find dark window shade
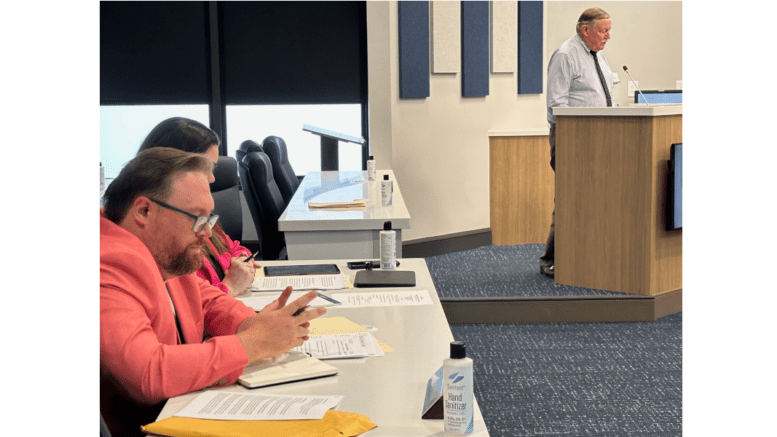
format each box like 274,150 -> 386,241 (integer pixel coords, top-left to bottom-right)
220,1 -> 365,104
100,2 -> 210,105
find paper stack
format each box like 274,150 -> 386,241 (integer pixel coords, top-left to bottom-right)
293,332 -> 384,359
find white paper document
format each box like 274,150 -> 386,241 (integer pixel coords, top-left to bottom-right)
238,292 -> 340,312
294,332 -> 384,359
173,390 -> 343,421
330,289 -> 433,308
252,274 -> 346,291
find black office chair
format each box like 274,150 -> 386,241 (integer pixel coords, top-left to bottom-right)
236,139 -> 263,164
239,151 -> 287,260
262,136 -> 300,206
100,412 -> 112,437
209,156 -> 242,242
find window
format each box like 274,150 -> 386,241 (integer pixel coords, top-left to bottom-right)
226,104 -> 363,175
99,105 -> 210,182
100,2 -> 368,174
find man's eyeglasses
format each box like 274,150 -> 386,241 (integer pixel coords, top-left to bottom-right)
149,198 -> 219,233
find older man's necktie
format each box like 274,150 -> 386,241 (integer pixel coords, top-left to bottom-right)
591,51 -> 612,107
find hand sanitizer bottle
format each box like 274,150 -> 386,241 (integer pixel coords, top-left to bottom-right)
367,155 -> 376,181
443,341 -> 473,435
381,174 -> 393,206
380,221 -> 396,270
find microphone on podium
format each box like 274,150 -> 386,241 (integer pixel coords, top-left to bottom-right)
622,65 -> 650,106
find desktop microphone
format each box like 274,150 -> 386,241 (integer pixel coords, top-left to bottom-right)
622,65 -> 650,106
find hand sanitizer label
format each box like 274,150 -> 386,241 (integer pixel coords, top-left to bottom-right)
443,364 -> 473,434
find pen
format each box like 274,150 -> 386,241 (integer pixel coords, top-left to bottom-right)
292,292 -> 339,316
292,306 -> 309,317
244,251 -> 259,262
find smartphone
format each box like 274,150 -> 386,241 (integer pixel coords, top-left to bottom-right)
263,264 -> 341,277
354,270 -> 416,287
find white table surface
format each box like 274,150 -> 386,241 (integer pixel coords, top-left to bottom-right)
156,258 -> 489,436
278,170 -> 411,232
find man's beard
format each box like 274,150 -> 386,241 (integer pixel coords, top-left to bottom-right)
157,239 -> 205,277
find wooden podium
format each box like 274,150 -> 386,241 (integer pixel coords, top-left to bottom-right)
553,106 -> 682,296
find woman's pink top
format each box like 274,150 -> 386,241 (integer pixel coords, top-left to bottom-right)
196,227 -> 251,294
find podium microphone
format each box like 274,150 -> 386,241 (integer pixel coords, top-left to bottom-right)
622,65 -> 650,106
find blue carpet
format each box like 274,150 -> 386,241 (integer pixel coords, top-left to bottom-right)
425,245 -> 682,436
450,313 -> 682,436
425,244 -> 625,298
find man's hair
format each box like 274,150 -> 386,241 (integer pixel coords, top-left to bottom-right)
576,7 -> 610,36
137,117 -> 221,155
102,147 -> 213,223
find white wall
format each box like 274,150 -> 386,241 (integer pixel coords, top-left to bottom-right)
367,1 -> 682,242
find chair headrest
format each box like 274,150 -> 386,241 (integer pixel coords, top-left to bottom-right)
239,140 -> 264,154
262,136 -> 288,163
241,151 -> 275,184
209,156 -> 239,192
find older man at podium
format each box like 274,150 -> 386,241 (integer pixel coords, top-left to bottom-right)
541,7 -> 614,278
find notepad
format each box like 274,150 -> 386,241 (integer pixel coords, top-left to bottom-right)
238,351 -> 339,389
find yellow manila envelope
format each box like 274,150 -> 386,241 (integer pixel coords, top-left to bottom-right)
142,410 -> 376,437
309,317 -> 366,335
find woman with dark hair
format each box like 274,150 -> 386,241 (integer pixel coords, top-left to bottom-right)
138,117 -> 257,296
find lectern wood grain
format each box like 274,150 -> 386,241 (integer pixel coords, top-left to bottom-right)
490,135 -> 555,245
555,114 -> 682,296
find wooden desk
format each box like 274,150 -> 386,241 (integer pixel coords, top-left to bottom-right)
489,128 -> 554,245
156,258 -> 489,436
279,170 -> 411,260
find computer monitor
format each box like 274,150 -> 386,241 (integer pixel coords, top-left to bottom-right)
667,143 -> 682,230
635,89 -> 682,105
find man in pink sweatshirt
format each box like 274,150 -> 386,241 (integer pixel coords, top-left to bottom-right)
100,148 -> 326,436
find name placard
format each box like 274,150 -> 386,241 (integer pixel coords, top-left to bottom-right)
421,366 -> 444,419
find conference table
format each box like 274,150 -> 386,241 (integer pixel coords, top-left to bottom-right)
156,258 -> 490,436
278,170 -> 411,260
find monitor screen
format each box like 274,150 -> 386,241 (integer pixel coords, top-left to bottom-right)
635,90 -> 682,104
667,143 -> 682,230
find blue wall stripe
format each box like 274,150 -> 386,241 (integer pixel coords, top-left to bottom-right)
461,1 -> 489,97
518,1 -> 543,94
398,1 -> 430,99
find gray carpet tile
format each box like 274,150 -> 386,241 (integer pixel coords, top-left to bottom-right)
425,244 -> 626,298
450,312 -> 682,437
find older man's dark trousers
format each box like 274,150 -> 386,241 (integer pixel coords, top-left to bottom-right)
539,123 -> 555,268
